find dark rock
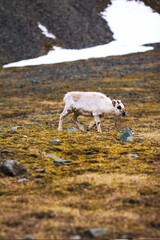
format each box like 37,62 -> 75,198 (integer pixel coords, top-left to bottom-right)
84,228 -> 108,238
50,139 -> 61,145
0,129 -> 4,133
119,128 -> 133,142
0,160 -> 27,177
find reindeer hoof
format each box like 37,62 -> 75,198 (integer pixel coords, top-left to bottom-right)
86,125 -> 91,131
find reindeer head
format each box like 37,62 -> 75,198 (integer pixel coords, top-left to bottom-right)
112,99 -> 126,116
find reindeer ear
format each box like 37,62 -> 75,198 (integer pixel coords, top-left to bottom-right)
112,99 -> 116,107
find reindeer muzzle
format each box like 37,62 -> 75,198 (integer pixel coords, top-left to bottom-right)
122,111 -> 126,117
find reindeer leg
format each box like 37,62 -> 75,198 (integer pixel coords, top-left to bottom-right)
94,115 -> 101,132
72,113 -> 84,131
58,106 -> 71,131
86,122 -> 96,131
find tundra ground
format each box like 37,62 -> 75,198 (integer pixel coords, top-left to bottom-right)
0,47 -> 160,239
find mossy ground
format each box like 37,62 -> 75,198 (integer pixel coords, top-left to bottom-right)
0,49 -> 160,239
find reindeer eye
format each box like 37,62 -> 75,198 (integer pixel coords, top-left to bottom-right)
117,106 -> 121,110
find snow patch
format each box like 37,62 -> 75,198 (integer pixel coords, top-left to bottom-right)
102,0 -> 160,46
3,41 -> 153,68
38,22 -> 56,39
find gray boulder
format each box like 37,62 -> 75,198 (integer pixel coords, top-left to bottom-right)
0,160 -> 27,177
119,128 -> 133,142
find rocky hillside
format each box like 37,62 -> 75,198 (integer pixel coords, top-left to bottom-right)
0,0 -> 159,67
0,0 -> 112,66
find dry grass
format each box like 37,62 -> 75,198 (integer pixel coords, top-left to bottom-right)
141,131 -> 160,142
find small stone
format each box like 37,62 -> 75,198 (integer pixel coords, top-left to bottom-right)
35,125 -> 41,129
70,235 -> 81,240
23,235 -> 35,240
127,153 -> 139,158
35,168 -> 45,173
119,128 -> 133,142
96,135 -> 107,139
84,228 -> 108,238
54,158 -> 72,165
46,121 -> 55,127
10,127 -> 17,133
0,160 -> 27,177
54,158 -> 65,164
18,178 -> 27,183
135,138 -> 144,142
142,123 -> 148,128
0,129 -> 4,133
50,139 -> 61,145
46,153 -> 72,165
9,126 -> 22,133
121,234 -> 132,239
67,127 -> 77,132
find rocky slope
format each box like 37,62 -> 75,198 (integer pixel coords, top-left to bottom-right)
0,0 -> 112,66
1,0 -> 159,67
